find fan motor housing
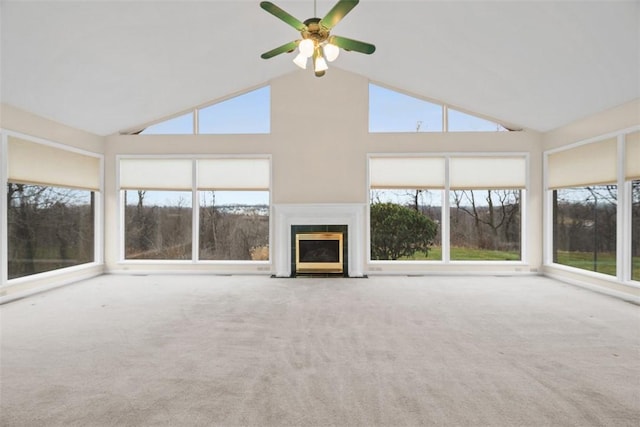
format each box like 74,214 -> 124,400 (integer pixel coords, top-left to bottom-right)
302,18 -> 329,43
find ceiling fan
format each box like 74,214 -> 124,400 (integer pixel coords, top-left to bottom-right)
260,0 -> 375,77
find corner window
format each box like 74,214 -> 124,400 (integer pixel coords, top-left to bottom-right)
552,186 -> 617,276
7,184 -> 95,279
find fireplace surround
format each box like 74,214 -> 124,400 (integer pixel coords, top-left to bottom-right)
292,226 -> 346,276
273,204 -> 365,277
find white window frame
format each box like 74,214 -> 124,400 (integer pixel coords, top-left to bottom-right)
367,152 -> 529,265
116,155 -> 272,265
543,125 -> 640,286
1,129 -> 104,285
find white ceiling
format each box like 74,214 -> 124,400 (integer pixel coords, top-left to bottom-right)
1,0 -> 638,136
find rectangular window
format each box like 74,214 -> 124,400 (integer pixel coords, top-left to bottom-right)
199,191 -> 270,261
119,157 -> 270,262
123,190 -> 192,260
552,186 -> 617,276
449,189 -> 521,260
370,189 -> 442,260
7,183 -> 95,279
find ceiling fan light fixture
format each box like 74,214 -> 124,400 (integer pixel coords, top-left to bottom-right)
260,0 -> 376,77
298,39 -> 315,57
293,52 -> 308,69
323,42 -> 340,62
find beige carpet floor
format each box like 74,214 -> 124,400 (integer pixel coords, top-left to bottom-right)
1,274 -> 639,426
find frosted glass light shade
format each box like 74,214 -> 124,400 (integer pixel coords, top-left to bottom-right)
324,43 -> 340,62
314,56 -> 328,72
293,52 -> 307,69
299,39 -> 314,57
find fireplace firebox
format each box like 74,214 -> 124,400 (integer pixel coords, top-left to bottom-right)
296,232 -> 343,274
291,225 -> 348,276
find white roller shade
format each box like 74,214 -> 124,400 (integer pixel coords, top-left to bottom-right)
450,156 -> 526,189
197,158 -> 270,190
8,136 -> 100,190
119,158 -> 193,190
370,157 -> 445,189
547,138 -> 617,189
626,131 -> 640,180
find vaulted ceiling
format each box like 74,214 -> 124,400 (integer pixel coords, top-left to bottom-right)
1,0 -> 638,136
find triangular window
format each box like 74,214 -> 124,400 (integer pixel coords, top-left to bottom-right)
134,86 -> 270,135
448,108 -> 507,132
369,84 -> 443,133
199,86 -> 270,134
139,112 -> 194,135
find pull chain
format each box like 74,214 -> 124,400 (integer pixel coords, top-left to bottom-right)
314,0 -> 317,17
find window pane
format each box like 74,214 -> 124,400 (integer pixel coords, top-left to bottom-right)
553,186 -> 617,276
199,191 -> 270,260
139,112 -> 194,135
369,84 -> 442,132
198,87 -> 270,134
447,108 -> 507,132
124,190 -> 192,259
450,190 -> 521,260
370,189 -> 441,260
632,180 -> 640,281
7,183 -> 94,279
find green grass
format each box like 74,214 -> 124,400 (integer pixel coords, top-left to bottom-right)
555,251 -> 623,277
394,247 -> 640,279
542,251 -> 639,278
400,247 -> 520,261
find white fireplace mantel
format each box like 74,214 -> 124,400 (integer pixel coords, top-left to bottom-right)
273,204 -> 366,277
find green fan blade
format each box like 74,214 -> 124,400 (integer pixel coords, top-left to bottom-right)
260,2 -> 306,31
320,0 -> 359,30
330,35 -> 375,54
261,41 -> 298,59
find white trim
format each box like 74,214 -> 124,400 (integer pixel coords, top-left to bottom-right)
0,267 -> 103,305
442,158 -> 451,263
1,133 -> 8,286
617,135 -> 627,281
192,160 -> 199,262
544,125 -> 640,156
544,270 -> 640,305
1,128 -> 103,159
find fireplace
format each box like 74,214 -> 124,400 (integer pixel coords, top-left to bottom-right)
273,204 -> 365,278
291,224 -> 348,277
296,232 -> 344,274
